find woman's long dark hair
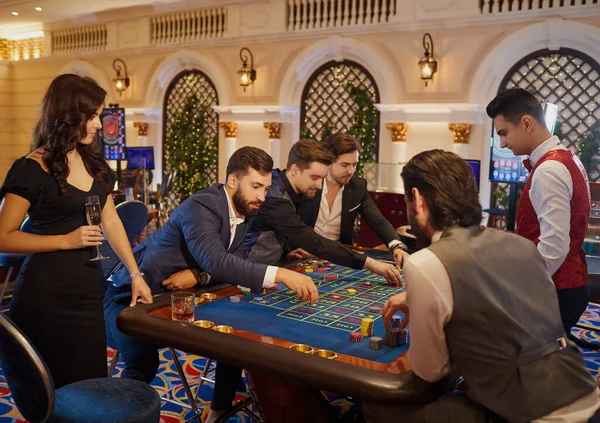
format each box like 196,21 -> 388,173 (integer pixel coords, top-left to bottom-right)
33,74 -> 110,195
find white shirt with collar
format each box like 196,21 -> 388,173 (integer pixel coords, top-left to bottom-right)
527,135 -> 573,277
315,179 -> 403,251
405,230 -> 599,422
223,186 -> 276,287
315,180 -> 344,242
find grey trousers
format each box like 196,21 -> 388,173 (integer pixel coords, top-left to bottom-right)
362,393 -> 490,423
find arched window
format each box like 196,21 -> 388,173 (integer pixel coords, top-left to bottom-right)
492,48 -> 600,213
162,70 -> 219,205
300,60 -> 380,165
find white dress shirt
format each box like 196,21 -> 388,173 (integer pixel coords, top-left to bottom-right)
223,186 -> 276,287
405,231 -> 600,422
315,180 -> 402,251
314,181 -> 344,241
527,136 -> 574,276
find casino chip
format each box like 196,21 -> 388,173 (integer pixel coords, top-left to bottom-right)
368,306 -> 381,313
347,288 -> 356,294
229,296 -> 241,303
254,297 -> 263,302
369,336 -> 383,350
330,295 -> 343,300
325,275 -> 338,281
350,332 -> 363,342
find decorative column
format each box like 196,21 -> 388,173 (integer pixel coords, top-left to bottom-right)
449,123 -> 471,158
133,122 -> 149,146
263,122 -> 281,168
386,123 -> 408,163
219,122 -> 238,174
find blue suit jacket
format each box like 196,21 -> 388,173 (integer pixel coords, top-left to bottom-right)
111,184 -> 268,294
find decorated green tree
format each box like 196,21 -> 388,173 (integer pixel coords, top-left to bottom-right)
165,95 -> 218,200
578,121 -> 600,176
347,84 -> 377,176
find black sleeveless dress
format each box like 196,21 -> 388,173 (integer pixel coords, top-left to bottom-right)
0,157 -> 114,388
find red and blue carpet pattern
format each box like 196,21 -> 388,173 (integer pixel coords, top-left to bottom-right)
2,302 -> 600,422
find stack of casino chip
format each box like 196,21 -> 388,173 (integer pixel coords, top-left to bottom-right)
316,262 -> 325,268
237,285 -> 252,296
350,332 -> 363,342
398,328 -> 408,345
229,295 -> 241,303
368,306 -> 381,314
383,328 -> 400,347
369,336 -> 383,350
360,318 -> 374,337
317,268 -> 326,274
390,316 -> 402,329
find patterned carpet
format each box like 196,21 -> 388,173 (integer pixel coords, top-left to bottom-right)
1,301 -> 600,422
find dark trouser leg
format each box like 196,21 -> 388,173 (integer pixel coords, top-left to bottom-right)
103,284 -> 160,383
211,362 -> 244,411
556,284 -> 590,333
362,392 -> 489,423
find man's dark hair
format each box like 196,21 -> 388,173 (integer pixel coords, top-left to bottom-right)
227,146 -> 273,178
486,88 -> 546,126
322,133 -> 361,158
401,149 -> 482,229
286,139 -> 335,170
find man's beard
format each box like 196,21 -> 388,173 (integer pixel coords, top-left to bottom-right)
409,214 -> 431,249
232,187 -> 262,217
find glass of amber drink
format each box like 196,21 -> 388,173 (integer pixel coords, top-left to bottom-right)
171,292 -> 195,323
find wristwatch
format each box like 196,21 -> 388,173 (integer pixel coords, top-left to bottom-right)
198,271 -> 211,285
389,241 -> 408,253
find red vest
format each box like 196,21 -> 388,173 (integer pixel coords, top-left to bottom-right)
516,149 -> 590,290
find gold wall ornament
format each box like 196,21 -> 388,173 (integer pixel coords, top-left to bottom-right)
219,122 -> 237,138
386,123 -> 408,142
448,123 -> 471,144
263,122 -> 281,139
133,122 -> 148,136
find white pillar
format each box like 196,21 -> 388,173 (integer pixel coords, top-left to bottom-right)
386,123 -> 408,192
264,122 -> 282,169
219,122 -> 238,182
449,124 -> 471,159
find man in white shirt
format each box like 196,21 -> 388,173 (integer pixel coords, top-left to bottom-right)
361,149 -> 600,423
487,88 -> 591,333
296,133 -> 409,268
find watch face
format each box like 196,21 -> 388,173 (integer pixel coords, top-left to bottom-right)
199,272 -> 211,285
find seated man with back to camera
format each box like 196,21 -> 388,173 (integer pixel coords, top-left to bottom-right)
104,146 -> 318,423
361,149 -> 600,423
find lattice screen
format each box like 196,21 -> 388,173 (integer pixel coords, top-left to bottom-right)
492,48 -> 600,212
300,59 -> 380,162
162,70 -> 219,214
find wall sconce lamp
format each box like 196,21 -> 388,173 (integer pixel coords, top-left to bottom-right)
112,58 -> 130,96
418,33 -> 438,87
238,47 -> 256,91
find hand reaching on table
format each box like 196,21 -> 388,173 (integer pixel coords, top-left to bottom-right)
131,274 -> 153,306
276,268 -> 319,303
162,269 -> 199,291
287,248 -> 312,261
382,292 -> 409,330
392,248 -> 410,271
364,257 -> 402,286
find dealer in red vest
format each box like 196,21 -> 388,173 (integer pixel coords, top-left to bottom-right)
487,87 -> 590,334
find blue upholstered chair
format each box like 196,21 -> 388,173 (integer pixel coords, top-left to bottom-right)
0,313 -> 161,423
0,217 -> 33,301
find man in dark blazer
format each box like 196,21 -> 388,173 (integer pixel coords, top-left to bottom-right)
246,138 -> 402,286
296,133 -> 409,268
103,147 -> 318,422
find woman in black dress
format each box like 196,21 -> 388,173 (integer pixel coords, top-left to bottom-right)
0,74 -> 153,388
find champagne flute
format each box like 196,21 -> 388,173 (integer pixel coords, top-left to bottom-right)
85,195 -> 108,261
